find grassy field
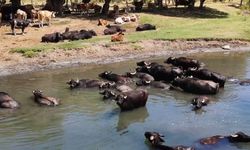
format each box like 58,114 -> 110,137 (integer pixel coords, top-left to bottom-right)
11,2 -> 250,57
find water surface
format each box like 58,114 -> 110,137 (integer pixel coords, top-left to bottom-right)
0,51 -> 250,150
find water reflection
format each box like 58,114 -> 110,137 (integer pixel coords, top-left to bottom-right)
0,52 -> 249,149
116,107 -> 149,131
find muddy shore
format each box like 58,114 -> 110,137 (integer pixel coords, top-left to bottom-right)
1,39 -> 250,77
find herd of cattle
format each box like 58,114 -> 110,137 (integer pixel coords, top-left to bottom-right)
1,5 -> 156,43
1,56 -> 250,149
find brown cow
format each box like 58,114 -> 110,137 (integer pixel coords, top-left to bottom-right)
111,32 -> 124,42
98,19 -> 108,26
37,10 -> 55,28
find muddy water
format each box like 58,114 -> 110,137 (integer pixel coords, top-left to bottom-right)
0,52 -> 250,150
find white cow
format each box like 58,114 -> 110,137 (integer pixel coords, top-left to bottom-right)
16,9 -> 27,20
37,10 -> 55,28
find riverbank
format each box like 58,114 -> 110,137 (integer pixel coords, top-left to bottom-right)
1,39 -> 250,77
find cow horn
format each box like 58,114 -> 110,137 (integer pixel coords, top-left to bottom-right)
109,82 -> 116,86
130,71 -> 136,75
123,95 -> 127,99
145,80 -> 151,84
146,66 -> 151,69
150,136 -> 154,140
231,134 -> 238,138
76,79 -> 79,83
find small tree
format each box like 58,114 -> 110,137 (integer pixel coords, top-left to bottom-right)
43,0 -> 65,16
102,0 -> 111,15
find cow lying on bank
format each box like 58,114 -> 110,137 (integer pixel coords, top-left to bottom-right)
10,19 -> 31,35
136,24 -> 156,31
41,32 -> 63,43
104,24 -> 126,35
42,28 -> 97,42
37,10 -> 55,28
98,19 -> 108,26
111,32 -> 124,42
0,92 -> 20,109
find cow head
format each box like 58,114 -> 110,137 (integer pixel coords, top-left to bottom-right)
67,79 -> 80,89
136,61 -> 151,67
99,90 -> 117,100
88,30 -> 97,36
228,132 -> 250,143
98,71 -> 112,79
144,132 -> 165,145
115,94 -> 127,105
164,57 -> 176,64
32,89 -> 43,97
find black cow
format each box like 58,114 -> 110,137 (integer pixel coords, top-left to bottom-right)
68,29 -> 97,41
136,24 -> 156,31
171,77 -> 219,94
136,64 -> 183,82
67,79 -> 110,89
61,28 -> 79,40
99,71 -> 131,84
125,71 -> 155,81
165,57 -> 204,70
115,89 -> 148,111
10,19 -> 31,35
186,68 -> 226,87
41,32 -> 63,43
0,92 -> 20,109
200,132 -> 250,145
104,24 -> 126,35
147,65 -> 183,82
191,96 -> 210,110
32,90 -> 60,106
136,80 -> 169,89
145,132 -> 165,145
145,132 -> 195,150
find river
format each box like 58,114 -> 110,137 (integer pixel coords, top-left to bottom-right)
0,51 -> 250,150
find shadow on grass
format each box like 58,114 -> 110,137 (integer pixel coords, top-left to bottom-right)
141,6 -> 229,18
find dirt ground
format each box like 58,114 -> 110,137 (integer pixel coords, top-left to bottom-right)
0,17 -> 250,77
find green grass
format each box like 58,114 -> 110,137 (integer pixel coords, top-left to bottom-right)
12,2 -> 250,57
